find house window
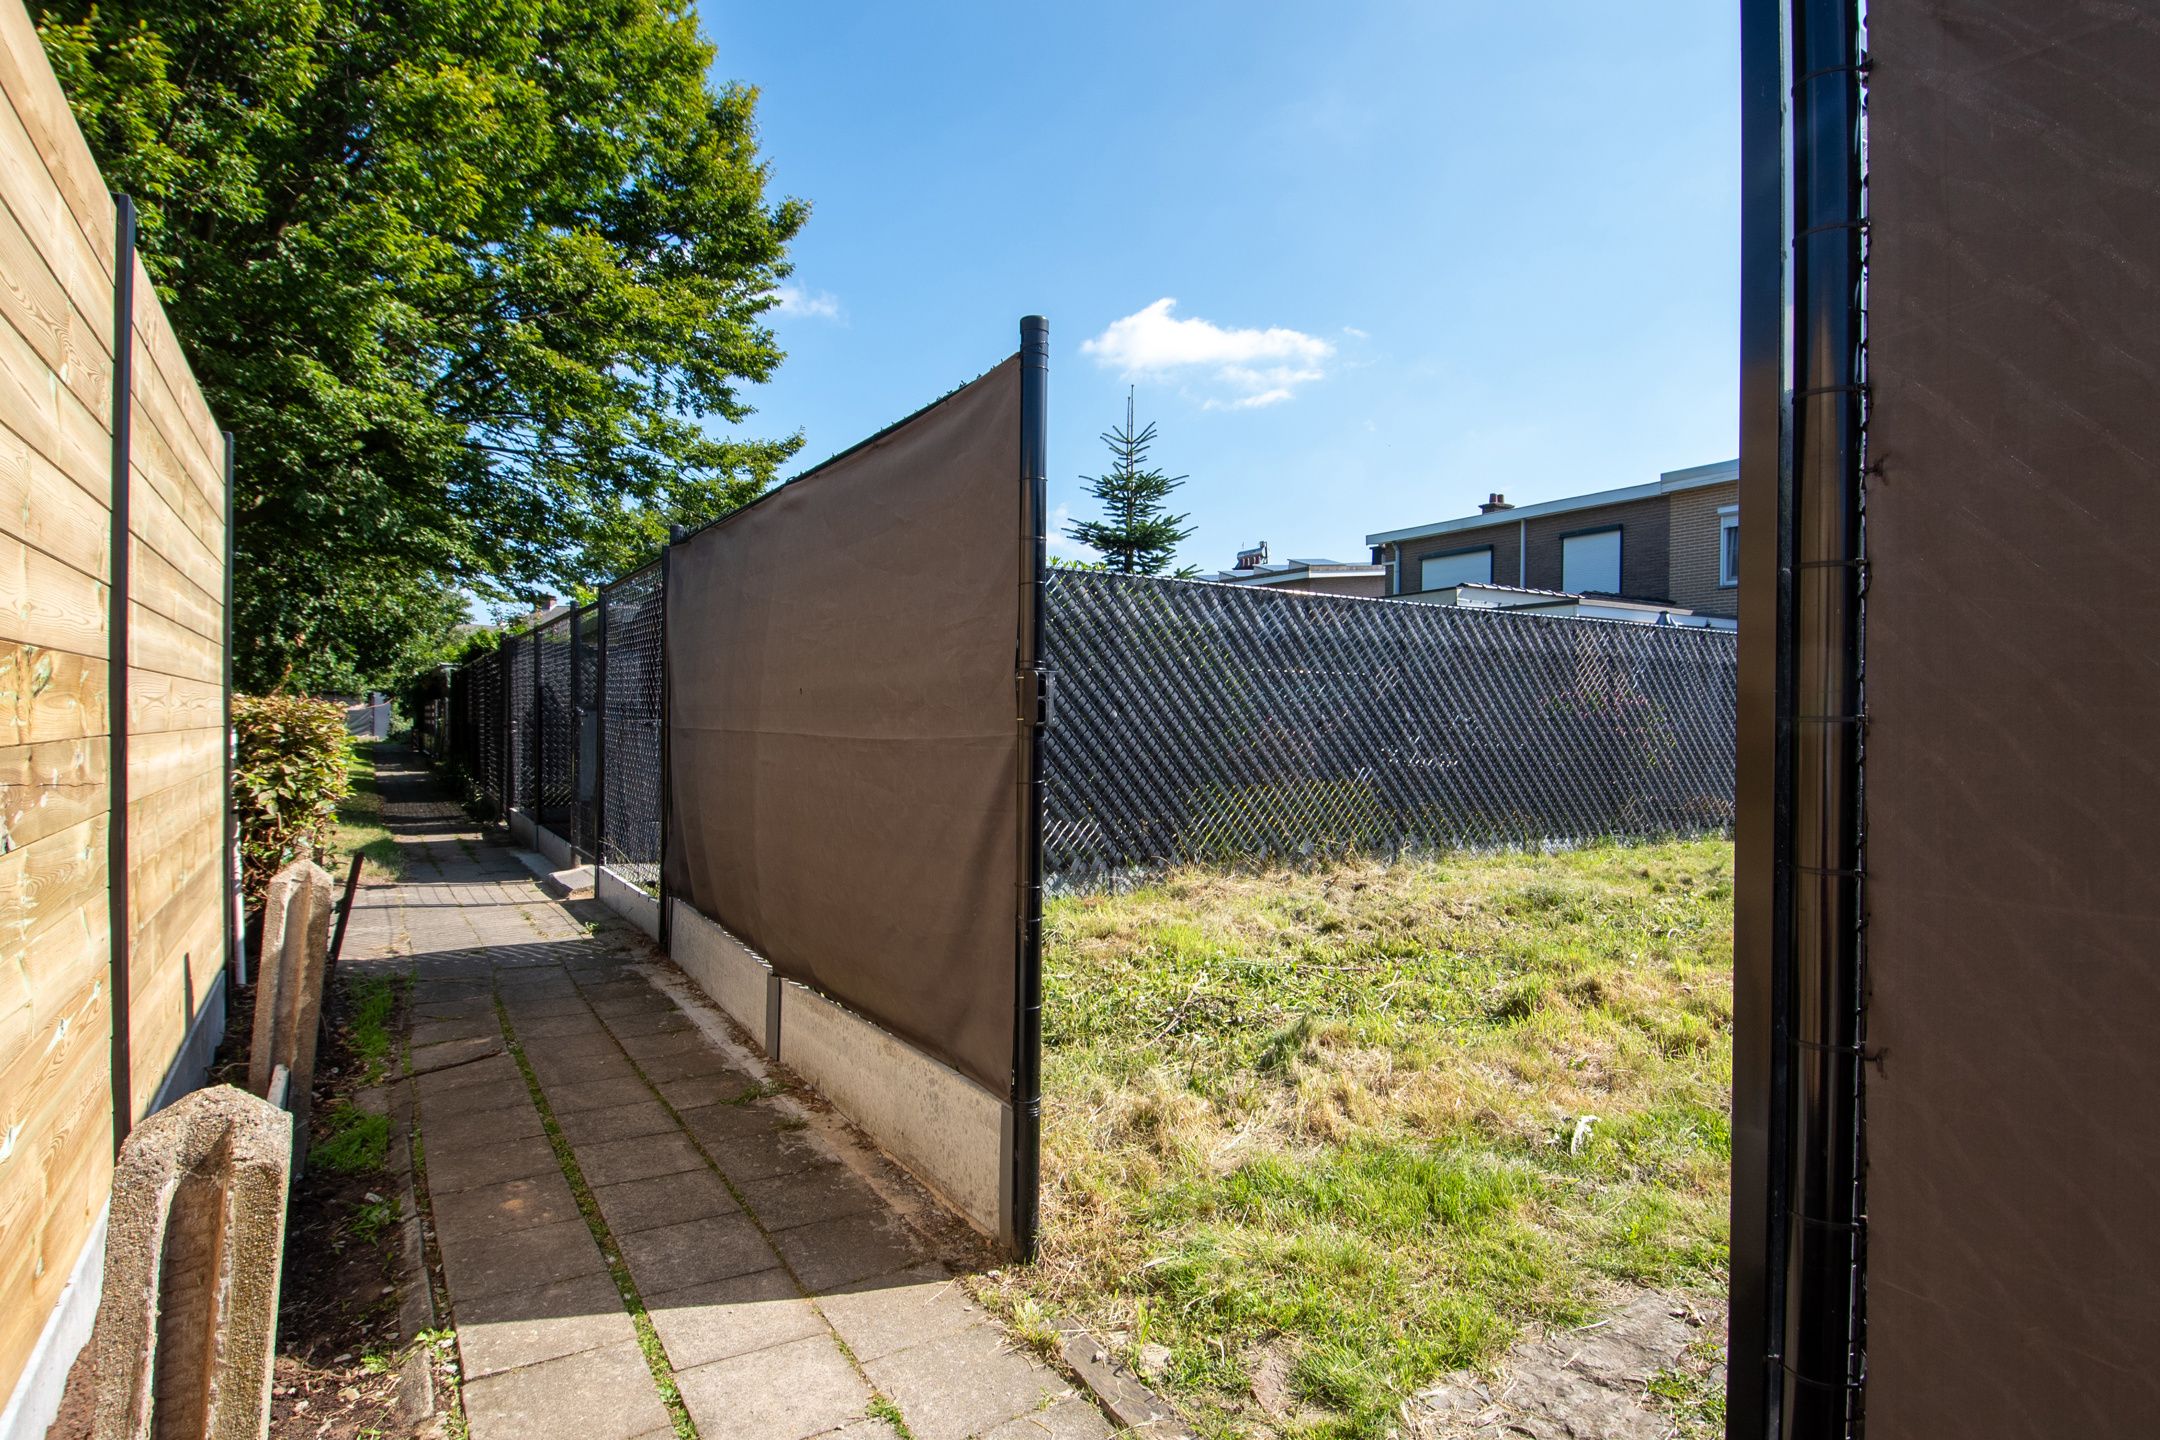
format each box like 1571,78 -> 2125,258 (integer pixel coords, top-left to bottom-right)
1419,547 -> 1493,591
1719,505 -> 1739,587
1562,527 -> 1622,594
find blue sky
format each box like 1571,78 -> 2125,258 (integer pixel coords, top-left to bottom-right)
703,2 -> 1741,572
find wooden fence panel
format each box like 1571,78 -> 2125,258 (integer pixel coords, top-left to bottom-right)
0,0 -> 232,1414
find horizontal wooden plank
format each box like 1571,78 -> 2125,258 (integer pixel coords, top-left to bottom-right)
0,13 -> 115,282
128,943 -> 199,1117
0,102 -> 110,336
127,724 -> 219,797
0,971 -> 111,1393
130,280 -> 221,503
0,936 -> 108,1152
129,884 -> 219,1013
0,532 -> 105,658
0,902 -> 103,1089
127,669 -> 217,735
130,343 -> 222,537
0,419 -> 108,581
129,599 -> 221,685
128,529 -> 220,646
0,643 -> 104,745
128,460 -> 221,607
0,184 -> 110,424
127,801 -> 218,933
127,766 -> 217,848
0,812 -> 105,954
0,288 -> 110,503
0,733 -> 105,857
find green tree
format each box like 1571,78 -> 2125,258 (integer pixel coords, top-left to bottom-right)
36,0 -> 807,693
1065,390 -> 1194,575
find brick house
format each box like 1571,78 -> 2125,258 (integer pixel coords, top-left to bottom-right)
1364,459 -> 1739,620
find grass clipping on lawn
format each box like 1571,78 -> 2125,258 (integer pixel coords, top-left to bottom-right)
977,840 -> 1732,1439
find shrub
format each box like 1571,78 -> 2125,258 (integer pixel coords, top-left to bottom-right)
233,694 -> 353,901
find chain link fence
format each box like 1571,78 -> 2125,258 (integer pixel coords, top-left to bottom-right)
1040,572 -> 1735,884
435,567 -> 1734,895
600,564 -> 665,889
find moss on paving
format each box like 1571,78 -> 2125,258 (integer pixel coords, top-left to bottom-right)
495,995 -> 700,1440
974,839 -> 1734,1440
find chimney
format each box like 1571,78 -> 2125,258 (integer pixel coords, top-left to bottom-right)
1479,493 -> 1514,513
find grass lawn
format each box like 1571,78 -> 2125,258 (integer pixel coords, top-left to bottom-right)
330,739 -> 401,881
976,840 -> 1733,1439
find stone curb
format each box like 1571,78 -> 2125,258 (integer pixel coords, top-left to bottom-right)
364,1079 -> 440,1426
1055,1319 -> 1194,1438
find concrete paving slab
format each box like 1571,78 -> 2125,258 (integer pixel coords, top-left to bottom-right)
816,1264 -> 977,1365
631,1045 -> 742,1085
673,1334 -> 870,1440
978,1398 -> 1117,1440
411,1035 -> 508,1071
421,1094 -> 547,1151
616,1211 -> 776,1297
644,1267 -> 826,1370
594,1167 -> 740,1235
772,1210 -> 930,1295
516,1011 -> 613,1039
438,1216 -> 607,1301
416,1054 -> 523,1097
347,750 -> 1113,1440
426,1134 -> 563,1195
680,1104 -> 828,1183
546,1076 -> 659,1114
431,1173 -> 583,1244
554,1100 -> 681,1147
527,1051 -> 644,1092
656,1071 -> 766,1111
737,1161 -> 885,1233
412,1015 -> 502,1047
523,1031 -> 626,1063
461,1337 -> 672,1440
457,1269 -> 637,1379
862,1324 -> 1071,1440
576,1131 -> 709,1187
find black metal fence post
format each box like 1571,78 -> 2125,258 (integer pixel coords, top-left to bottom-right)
657,531 -> 678,948
222,430 -> 238,988
1012,314 -> 1049,1260
594,588 -> 608,873
108,193 -> 136,1149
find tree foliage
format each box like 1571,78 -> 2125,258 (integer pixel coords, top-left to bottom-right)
36,0 -> 807,692
1066,391 -> 1194,575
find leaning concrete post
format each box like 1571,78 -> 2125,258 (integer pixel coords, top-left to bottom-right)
90,1085 -> 293,1440
248,856 -> 335,1141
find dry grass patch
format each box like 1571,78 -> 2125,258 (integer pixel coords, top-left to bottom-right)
974,841 -> 1732,1439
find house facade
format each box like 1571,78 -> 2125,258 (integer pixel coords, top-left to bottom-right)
1364,459 -> 1739,619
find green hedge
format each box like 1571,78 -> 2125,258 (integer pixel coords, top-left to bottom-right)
233,695 -> 352,902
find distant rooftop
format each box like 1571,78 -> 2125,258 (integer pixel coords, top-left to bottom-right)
1365,458 -> 1739,549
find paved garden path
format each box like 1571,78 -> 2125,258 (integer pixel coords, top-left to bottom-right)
341,748 -> 1112,1440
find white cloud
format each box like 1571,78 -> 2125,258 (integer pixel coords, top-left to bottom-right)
1046,503 -> 1100,560
771,284 -> 843,321
1082,298 -> 1334,407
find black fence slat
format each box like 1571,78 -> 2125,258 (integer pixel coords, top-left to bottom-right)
1038,572 -> 1736,885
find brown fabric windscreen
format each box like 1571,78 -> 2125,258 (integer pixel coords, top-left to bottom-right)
1864,6 -> 2160,1434
663,359 -> 1023,1095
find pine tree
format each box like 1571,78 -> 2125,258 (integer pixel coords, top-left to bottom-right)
1066,391 -> 1196,574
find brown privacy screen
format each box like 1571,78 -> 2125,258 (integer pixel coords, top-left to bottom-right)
663,359 -> 1025,1094
1863,4 -> 2160,1434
